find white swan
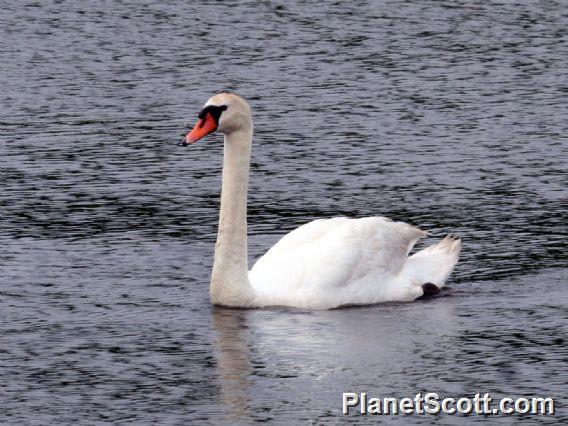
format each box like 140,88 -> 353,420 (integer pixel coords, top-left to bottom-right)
182,93 -> 461,309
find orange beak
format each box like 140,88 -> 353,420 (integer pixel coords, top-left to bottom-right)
183,112 -> 218,145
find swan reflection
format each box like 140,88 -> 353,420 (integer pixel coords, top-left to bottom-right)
211,299 -> 457,420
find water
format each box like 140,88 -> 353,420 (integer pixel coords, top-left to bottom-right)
2,0 -> 567,424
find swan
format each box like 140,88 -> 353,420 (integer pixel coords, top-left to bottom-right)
182,93 -> 461,309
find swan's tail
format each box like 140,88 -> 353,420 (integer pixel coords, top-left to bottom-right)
403,234 -> 461,292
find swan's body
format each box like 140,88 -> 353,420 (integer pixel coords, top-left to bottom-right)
183,93 -> 461,309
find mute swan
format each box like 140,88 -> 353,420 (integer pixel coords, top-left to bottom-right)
182,93 -> 461,309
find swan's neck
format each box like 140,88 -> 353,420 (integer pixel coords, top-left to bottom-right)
210,127 -> 256,306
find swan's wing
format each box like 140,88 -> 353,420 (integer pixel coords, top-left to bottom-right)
249,216 -> 426,303
255,217 -> 349,254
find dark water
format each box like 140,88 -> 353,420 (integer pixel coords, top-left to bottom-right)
3,0 -> 567,424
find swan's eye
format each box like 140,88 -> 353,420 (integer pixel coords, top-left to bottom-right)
198,104 -> 228,125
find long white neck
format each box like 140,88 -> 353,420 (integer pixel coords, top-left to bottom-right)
210,127 -> 256,306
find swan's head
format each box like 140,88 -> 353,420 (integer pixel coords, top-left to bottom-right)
181,93 -> 252,145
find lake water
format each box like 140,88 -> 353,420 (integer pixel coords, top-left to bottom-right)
3,0 -> 567,424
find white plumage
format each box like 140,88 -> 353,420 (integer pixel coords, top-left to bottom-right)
250,217 -> 460,309
184,93 -> 461,309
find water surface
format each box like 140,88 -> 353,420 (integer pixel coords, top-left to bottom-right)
3,0 -> 567,424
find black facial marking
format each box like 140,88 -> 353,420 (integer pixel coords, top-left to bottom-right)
198,104 -> 228,124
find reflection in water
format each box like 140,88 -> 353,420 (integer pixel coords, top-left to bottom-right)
212,300 -> 459,420
212,308 -> 253,421
211,279 -> 567,423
